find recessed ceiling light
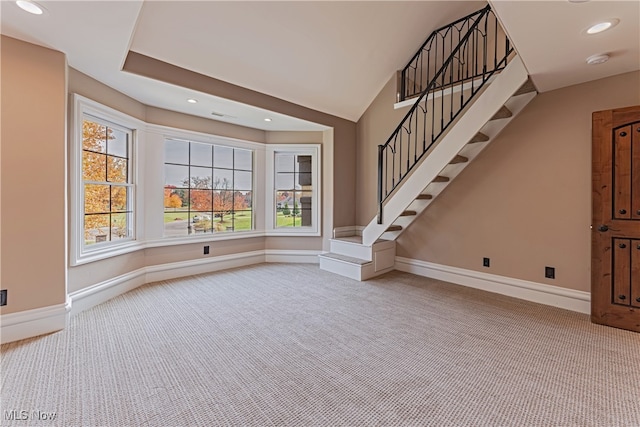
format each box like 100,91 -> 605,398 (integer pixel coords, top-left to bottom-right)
264,118 -> 272,122
187,98 -> 198,104
586,19 -> 619,35
16,0 -> 44,15
586,54 -> 610,65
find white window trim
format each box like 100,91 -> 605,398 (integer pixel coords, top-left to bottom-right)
70,94 -> 145,266
71,97 -> 327,265
265,144 -> 321,236
148,124 -> 266,244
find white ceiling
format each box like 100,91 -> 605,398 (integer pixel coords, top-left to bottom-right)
1,1 -> 638,131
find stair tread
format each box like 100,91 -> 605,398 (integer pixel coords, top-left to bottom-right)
400,210 -> 417,216
450,155 -> 468,164
433,175 -> 449,183
319,252 -> 371,265
513,78 -> 536,96
416,194 -> 433,200
469,132 -> 489,144
331,235 -> 391,245
491,105 -> 512,120
386,225 -> 403,232
333,235 -> 363,244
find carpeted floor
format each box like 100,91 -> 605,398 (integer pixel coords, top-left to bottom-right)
1,263 -> 639,426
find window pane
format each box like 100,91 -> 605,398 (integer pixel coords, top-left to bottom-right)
85,184 -> 110,213
297,172 -> 312,187
191,142 -> 212,167
84,213 -> 110,245
111,186 -> 128,212
190,189 -> 212,211
107,156 -> 128,183
214,145 -> 233,168
163,139 -> 255,236
234,170 -> 252,191
111,213 -> 130,240
164,211 -> 189,237
190,167 -> 212,189
107,128 -> 128,157
83,151 -> 106,181
214,191 -> 234,217
236,191 -> 253,210
234,149 -> 252,171
165,139 -> 189,165
191,212 -> 213,234
233,209 -> 252,231
83,120 -> 107,153
164,187 -> 186,209
165,164 -> 189,187
213,169 -> 233,189
275,154 -> 295,172
275,172 -> 295,190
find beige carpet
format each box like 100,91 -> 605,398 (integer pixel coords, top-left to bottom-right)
2,263 -> 639,426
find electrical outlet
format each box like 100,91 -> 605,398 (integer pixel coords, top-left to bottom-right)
483,257 -> 490,267
545,266 -> 555,279
203,245 -> 210,255
0,290 -> 7,306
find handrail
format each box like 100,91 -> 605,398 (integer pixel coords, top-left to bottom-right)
377,6 -> 513,224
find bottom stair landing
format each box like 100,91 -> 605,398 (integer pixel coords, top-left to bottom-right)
318,235 -> 395,281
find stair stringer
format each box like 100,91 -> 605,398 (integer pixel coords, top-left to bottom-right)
362,56 -> 531,247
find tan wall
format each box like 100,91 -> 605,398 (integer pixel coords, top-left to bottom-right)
358,70 -> 640,292
0,36 -> 67,313
68,68 -> 146,122
356,75 -> 412,225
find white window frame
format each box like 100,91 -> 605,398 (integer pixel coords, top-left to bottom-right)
265,144 -> 321,236
70,95 -> 144,265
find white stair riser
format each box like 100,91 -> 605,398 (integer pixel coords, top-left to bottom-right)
329,240 -> 373,260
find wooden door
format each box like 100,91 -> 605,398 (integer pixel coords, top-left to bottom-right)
592,105 -> 640,332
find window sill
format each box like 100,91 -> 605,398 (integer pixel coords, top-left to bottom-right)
146,230 -> 265,248
72,240 -> 144,266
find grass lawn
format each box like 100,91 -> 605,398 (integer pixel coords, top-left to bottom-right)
163,210 -> 303,230
164,209 -> 253,231
276,212 -> 302,227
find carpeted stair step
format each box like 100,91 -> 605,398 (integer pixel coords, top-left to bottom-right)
469,132 -> 489,144
513,78 -> 537,96
318,252 -> 371,265
491,105 -> 512,120
432,175 -> 449,183
449,155 -> 468,164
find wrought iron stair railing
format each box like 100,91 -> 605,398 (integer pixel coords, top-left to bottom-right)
377,5 -> 513,224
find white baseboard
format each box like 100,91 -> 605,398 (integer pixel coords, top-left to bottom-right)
395,257 -> 590,314
1,301 -> 71,344
145,251 -> 266,283
69,270 -> 146,316
265,249 -> 321,263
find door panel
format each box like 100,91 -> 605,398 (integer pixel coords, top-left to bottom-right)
632,123 -> 640,220
614,126 -> 632,220
632,241 -> 640,309
592,106 -> 640,332
612,238 -> 631,306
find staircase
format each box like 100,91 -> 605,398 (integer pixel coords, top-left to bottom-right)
319,6 -> 537,280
